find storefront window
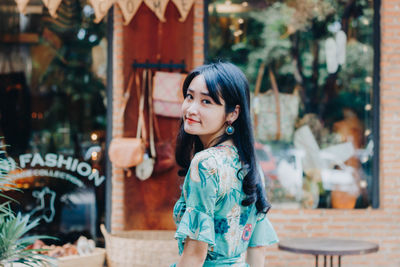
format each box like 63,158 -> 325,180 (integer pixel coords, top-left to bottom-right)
0,0 -> 107,243
207,0 -> 376,209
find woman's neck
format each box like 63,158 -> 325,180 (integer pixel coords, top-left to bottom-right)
203,138 -> 234,149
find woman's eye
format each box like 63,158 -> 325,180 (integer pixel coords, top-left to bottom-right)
185,94 -> 193,100
202,99 -> 212,104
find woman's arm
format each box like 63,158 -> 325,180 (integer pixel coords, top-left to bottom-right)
176,238 -> 208,267
246,246 -> 266,267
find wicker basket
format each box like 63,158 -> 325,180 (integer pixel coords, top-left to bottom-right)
4,248 -> 105,267
57,248 -> 106,267
100,224 -> 179,267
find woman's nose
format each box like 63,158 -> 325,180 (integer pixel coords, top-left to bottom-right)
186,102 -> 199,115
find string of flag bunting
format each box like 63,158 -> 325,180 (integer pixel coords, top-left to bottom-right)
14,0 -> 195,24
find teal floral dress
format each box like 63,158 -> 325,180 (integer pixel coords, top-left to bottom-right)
171,145 -> 278,267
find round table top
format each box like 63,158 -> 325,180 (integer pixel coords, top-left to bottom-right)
278,238 -> 379,256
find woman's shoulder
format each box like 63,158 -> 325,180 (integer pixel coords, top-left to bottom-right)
190,145 -> 241,182
186,148 -> 219,184
190,147 -> 219,172
191,145 -> 237,168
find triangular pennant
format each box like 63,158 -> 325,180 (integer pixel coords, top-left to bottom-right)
143,0 -> 169,22
15,0 -> 30,14
42,0 -> 63,18
171,0 -> 194,22
116,0 -> 143,25
89,0 -> 115,23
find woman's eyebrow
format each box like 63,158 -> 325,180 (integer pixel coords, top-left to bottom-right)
187,88 -> 210,96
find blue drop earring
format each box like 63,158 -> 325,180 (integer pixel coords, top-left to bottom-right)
225,122 -> 235,135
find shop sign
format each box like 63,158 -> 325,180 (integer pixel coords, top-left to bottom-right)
1,153 -> 105,187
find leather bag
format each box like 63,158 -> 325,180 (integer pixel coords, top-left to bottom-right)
252,63 -> 300,143
151,72 -> 176,174
152,111 -> 175,174
153,141 -> 175,174
108,71 -> 146,169
152,71 -> 186,118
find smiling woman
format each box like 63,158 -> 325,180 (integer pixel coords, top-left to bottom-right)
172,62 -> 278,267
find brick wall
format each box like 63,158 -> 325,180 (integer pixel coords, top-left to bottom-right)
110,7 -> 125,232
193,0 -> 204,68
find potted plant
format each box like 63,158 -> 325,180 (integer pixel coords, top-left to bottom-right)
0,143 -> 54,267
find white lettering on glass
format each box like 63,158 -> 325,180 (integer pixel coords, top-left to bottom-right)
88,169 -> 105,187
45,153 -> 57,167
71,158 -> 79,172
19,154 -> 32,168
9,153 -> 105,187
57,155 -> 73,170
77,162 -> 91,176
31,153 -> 45,167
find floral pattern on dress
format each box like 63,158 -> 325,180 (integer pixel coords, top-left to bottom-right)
239,208 -> 251,226
172,145 -> 279,267
241,224 -> 252,242
215,218 -> 230,234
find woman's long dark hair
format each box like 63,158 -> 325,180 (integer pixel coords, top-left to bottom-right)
175,62 -> 271,214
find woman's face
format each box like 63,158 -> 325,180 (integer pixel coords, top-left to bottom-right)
182,75 -> 227,147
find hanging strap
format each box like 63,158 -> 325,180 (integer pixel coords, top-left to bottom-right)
136,70 -> 147,140
151,72 -> 162,144
120,69 -> 146,141
253,62 -> 265,139
268,68 -> 281,141
120,71 -> 134,120
153,103 -> 162,143
254,62 -> 265,97
147,69 -> 156,158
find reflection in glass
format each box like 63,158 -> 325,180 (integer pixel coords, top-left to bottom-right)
208,0 -> 375,209
0,0 -> 107,244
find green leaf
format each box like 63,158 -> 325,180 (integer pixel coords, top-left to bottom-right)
0,144 -> 56,266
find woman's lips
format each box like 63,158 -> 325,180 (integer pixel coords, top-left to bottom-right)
186,118 -> 199,124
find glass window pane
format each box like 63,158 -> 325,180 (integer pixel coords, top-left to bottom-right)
0,0 -> 107,244
207,0 -> 375,209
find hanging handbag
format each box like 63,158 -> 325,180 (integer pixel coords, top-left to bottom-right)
152,103 -> 175,175
135,69 -> 156,181
152,71 -> 186,118
252,63 -> 300,143
137,69 -> 176,177
108,71 -> 146,169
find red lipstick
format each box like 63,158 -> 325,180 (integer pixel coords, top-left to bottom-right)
186,118 -> 199,124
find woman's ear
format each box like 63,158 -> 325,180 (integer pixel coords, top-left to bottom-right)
227,105 -> 240,124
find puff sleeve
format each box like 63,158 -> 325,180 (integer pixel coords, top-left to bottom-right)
174,153 -> 220,249
248,213 -> 279,247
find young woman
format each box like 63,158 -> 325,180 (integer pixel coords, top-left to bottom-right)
172,62 -> 278,267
